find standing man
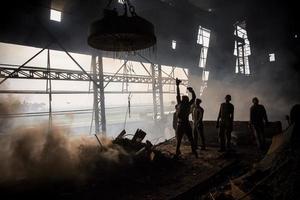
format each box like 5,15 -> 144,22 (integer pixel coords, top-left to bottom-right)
175,78 -> 198,158
192,98 -> 206,150
250,97 -> 269,150
217,95 -> 234,152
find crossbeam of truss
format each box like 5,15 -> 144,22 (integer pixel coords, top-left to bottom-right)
0,64 -> 188,85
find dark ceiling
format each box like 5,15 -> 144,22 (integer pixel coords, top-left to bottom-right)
0,0 -> 299,72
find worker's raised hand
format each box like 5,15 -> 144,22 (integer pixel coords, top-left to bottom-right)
187,87 -> 194,92
176,78 -> 182,86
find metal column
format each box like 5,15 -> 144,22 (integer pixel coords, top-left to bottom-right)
151,64 -> 164,121
46,49 -> 52,129
122,60 -> 129,93
92,55 -> 106,134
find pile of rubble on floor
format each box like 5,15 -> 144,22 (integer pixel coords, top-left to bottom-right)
112,129 -> 173,163
207,124 -> 300,200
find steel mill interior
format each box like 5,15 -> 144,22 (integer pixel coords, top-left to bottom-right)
0,0 -> 299,200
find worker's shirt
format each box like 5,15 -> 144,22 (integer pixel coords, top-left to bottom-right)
177,103 -> 193,123
192,106 -> 204,126
218,102 -> 234,126
250,104 -> 268,126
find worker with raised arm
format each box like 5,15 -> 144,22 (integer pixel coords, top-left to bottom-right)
175,78 -> 198,158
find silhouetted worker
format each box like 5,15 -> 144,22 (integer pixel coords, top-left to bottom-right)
217,95 -> 234,152
250,97 -> 269,150
175,78 -> 198,158
173,105 -> 178,131
192,98 -> 206,150
290,104 -> 300,152
289,104 -> 300,198
286,115 -> 291,126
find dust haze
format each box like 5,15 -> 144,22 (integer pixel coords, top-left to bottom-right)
0,97 -> 131,184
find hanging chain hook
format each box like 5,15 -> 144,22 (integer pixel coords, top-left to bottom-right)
124,0 -> 136,16
129,6 -> 136,16
123,1 -> 128,16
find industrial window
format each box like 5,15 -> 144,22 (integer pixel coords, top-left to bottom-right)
197,26 -> 211,96
202,70 -> 209,81
199,48 -> 208,68
199,70 -> 209,96
200,82 -> 207,96
200,70 -> 209,95
172,40 -> 177,50
197,26 -> 211,68
50,9 -> 62,22
234,21 -> 251,75
269,53 -> 275,62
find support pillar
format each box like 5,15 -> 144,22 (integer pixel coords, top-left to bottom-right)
158,64 -> 164,119
151,64 -> 164,121
92,55 -> 106,134
46,49 -> 52,129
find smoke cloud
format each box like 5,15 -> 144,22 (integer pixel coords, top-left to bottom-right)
200,64 -> 300,122
0,96 -> 131,184
0,125 -> 131,184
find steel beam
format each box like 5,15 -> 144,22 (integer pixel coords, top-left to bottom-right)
0,65 -> 188,85
0,90 -> 179,94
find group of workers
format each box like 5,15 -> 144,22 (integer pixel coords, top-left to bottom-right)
173,78 -> 269,158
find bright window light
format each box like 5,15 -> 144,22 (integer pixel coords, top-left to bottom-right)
234,21 -> 251,75
118,0 -> 124,4
244,57 -> 250,74
197,26 -> 211,68
199,48 -> 208,68
202,70 -> 209,81
50,9 -> 62,22
200,82 -> 208,96
172,40 -> 177,50
197,26 -> 211,47
235,60 -> 239,73
269,53 -> 275,62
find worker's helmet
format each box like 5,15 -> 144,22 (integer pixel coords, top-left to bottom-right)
196,98 -> 202,105
225,94 -> 231,101
252,97 -> 259,104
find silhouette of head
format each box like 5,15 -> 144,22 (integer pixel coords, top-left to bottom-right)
196,98 -> 202,106
225,95 -> 231,102
182,95 -> 189,104
252,97 -> 259,105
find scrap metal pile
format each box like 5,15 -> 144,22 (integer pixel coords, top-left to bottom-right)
112,129 -> 171,163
